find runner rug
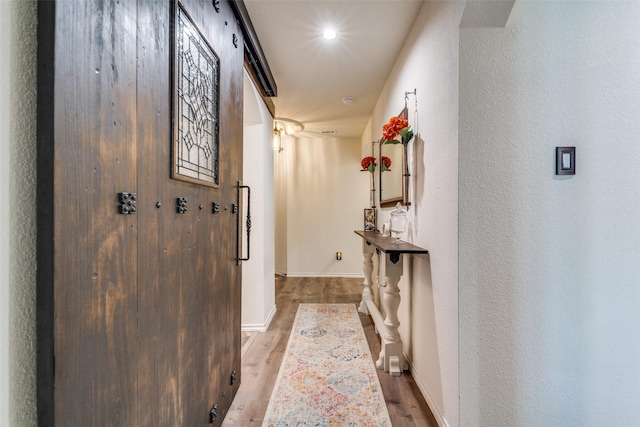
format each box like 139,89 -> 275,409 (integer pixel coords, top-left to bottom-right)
262,303 -> 392,426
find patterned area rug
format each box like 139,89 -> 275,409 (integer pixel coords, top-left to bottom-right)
262,304 -> 391,426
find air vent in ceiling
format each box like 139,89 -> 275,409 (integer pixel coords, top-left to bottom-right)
321,130 -> 337,135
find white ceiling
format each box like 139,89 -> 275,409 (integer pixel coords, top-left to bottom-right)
244,0 -> 425,138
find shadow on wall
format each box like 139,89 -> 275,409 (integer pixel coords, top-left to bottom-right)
407,253 -> 445,420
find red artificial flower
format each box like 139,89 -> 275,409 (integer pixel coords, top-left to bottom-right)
361,156 -> 377,172
382,116 -> 409,141
381,156 -> 392,171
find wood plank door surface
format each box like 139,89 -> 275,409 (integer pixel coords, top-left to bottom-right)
37,1 -> 244,425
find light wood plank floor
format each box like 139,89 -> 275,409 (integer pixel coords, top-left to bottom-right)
222,276 -> 438,426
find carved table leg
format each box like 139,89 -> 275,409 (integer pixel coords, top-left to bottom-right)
379,253 -> 404,376
358,240 -> 376,315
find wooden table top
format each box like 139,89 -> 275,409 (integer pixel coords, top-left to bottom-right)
354,230 -> 429,255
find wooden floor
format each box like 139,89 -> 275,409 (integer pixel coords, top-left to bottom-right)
222,276 -> 438,426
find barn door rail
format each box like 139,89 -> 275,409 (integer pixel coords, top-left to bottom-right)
236,181 -> 251,264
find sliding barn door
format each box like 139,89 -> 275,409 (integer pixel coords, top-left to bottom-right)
37,1 -> 244,425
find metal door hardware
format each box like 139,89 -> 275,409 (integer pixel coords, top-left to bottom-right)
176,197 -> 188,214
209,404 -> 218,423
236,182 -> 251,264
118,192 -> 137,214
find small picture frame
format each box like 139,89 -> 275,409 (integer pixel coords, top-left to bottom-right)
364,208 -> 376,232
556,146 -> 575,175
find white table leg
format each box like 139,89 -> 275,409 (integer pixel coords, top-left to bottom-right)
380,253 -> 404,375
358,239 -> 376,315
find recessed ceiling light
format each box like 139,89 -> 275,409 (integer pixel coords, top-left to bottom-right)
322,29 -> 337,40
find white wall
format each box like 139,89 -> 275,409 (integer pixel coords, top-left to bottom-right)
242,72 -> 276,331
0,1 -> 37,424
275,135 -> 369,277
274,135 -> 289,275
362,2 -> 465,426
460,1 -> 640,425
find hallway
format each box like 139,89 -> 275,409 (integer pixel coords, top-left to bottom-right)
223,276 -> 437,426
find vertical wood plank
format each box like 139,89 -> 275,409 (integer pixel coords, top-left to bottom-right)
135,0 -> 175,423
46,0 -> 139,425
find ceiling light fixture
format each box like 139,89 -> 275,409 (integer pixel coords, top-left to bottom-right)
322,28 -> 337,40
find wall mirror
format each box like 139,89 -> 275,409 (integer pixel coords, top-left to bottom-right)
379,142 -> 403,207
379,107 -> 409,207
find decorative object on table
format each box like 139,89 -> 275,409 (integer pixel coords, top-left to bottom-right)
262,304 -> 392,426
390,202 -> 408,244
555,146 -> 575,175
364,208 -> 377,232
381,221 -> 391,237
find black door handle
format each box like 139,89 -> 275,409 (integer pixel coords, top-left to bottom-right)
236,181 -> 251,264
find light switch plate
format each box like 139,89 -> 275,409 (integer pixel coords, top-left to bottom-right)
556,146 -> 575,175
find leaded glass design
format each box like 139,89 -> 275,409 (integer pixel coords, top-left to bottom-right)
173,4 -> 220,187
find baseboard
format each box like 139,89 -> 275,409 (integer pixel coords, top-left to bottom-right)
241,304 -> 277,332
406,356 -> 449,427
282,273 -> 365,278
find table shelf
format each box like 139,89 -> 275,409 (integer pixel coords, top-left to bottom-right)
354,230 -> 428,376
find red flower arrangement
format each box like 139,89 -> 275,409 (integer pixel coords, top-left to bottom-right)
361,156 -> 392,172
361,156 -> 376,172
381,156 -> 392,171
381,116 -> 413,146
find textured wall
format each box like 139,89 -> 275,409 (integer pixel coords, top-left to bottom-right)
242,72 -> 276,330
362,2 -> 465,426
460,2 -> 640,425
277,135 -> 368,277
0,1 -> 38,425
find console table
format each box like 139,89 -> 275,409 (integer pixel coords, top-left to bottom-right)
354,230 -> 429,376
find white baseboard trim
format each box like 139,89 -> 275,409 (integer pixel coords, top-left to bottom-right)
281,273 -> 365,278
241,304 -> 277,332
406,356 -> 449,427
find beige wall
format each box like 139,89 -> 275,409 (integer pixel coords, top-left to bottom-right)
0,1 -> 38,424
274,135 -> 369,277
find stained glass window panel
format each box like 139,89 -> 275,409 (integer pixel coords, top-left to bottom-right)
173,4 -> 220,187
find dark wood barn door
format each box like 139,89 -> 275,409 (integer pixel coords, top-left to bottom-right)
37,1 -> 244,425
